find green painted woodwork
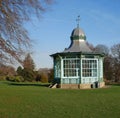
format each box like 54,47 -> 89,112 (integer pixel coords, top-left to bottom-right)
53,54 -> 104,85
70,35 -> 86,40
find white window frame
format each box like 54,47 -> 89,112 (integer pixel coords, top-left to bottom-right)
63,58 -> 80,78
81,58 -> 98,78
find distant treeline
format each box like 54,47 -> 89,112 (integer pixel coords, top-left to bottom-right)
0,43 -> 120,84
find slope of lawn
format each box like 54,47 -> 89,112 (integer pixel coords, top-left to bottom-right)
0,81 -> 120,118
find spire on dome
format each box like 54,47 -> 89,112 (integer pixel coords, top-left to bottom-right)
76,15 -> 80,28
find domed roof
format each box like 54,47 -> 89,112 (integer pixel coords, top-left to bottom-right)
63,26 -> 91,53
71,27 -> 86,40
71,27 -> 85,36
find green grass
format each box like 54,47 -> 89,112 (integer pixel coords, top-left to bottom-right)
0,81 -> 120,118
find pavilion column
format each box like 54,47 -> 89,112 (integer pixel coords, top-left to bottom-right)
58,55 -> 63,85
80,58 -> 82,84
99,58 -> 104,82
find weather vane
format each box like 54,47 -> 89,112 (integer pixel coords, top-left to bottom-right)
76,15 -> 80,28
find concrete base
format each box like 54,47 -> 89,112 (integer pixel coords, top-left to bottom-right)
61,84 -> 79,89
79,83 -> 91,89
60,82 -> 105,89
99,82 -> 105,88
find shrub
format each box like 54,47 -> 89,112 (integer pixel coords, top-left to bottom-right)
6,76 -> 24,82
0,76 -> 6,81
36,74 -> 41,82
14,76 -> 24,82
6,76 -> 15,82
40,73 -> 48,83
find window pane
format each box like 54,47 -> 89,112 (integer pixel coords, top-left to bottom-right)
55,60 -> 61,77
82,59 -> 97,77
63,58 -> 80,77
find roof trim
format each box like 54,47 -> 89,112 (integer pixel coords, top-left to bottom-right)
50,51 -> 104,57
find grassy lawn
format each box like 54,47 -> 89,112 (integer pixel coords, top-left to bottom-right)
0,81 -> 120,118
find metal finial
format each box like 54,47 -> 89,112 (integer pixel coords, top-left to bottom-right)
76,15 -> 80,28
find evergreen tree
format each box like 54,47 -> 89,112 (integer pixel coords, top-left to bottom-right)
22,68 -> 36,82
23,53 -> 35,70
22,53 -> 36,81
16,54 -> 37,82
16,66 -> 23,76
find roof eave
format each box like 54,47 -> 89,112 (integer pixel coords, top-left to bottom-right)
50,51 -> 104,57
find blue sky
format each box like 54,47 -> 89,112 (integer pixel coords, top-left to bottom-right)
25,0 -> 120,69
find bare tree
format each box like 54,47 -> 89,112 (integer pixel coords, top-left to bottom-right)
0,0 -> 53,64
111,44 -> 120,62
93,43 -> 120,82
111,44 -> 120,82
103,55 -> 114,81
94,44 -> 112,81
94,44 -> 109,55
0,64 -> 16,76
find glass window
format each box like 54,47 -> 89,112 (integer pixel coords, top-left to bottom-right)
63,58 -> 80,77
82,59 -> 98,77
55,60 -> 61,78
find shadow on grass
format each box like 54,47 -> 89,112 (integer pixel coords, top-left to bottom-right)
106,83 -> 120,87
110,84 -> 120,86
4,81 -> 51,87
